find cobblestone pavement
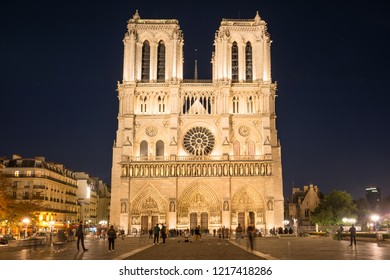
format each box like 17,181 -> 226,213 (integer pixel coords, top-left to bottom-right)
122,236 -> 263,260
1,235 -> 390,260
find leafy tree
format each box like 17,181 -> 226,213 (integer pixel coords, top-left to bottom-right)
0,172 -> 42,226
355,197 -> 370,224
310,190 -> 357,226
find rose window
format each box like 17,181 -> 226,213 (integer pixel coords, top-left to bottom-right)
146,125 -> 158,137
238,125 -> 250,137
183,126 -> 215,156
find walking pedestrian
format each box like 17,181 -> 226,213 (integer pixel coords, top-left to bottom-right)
153,224 -> 160,244
247,225 -> 254,251
121,229 -> 125,240
235,223 -> 243,244
161,224 -> 167,244
107,225 -> 117,252
75,221 -> 88,252
349,224 -> 357,246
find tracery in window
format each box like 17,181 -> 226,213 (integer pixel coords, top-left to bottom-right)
140,96 -> 147,113
183,127 -> 215,156
233,96 -> 239,113
247,96 -> 254,113
141,40 -> 150,82
157,41 -> 165,82
245,42 -> 253,82
231,42 -> 238,82
158,96 -> 165,113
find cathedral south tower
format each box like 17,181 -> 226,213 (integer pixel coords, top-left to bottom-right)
110,10 -> 284,234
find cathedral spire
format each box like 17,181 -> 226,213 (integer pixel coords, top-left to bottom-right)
133,9 -> 140,20
194,49 -> 198,81
254,11 -> 261,24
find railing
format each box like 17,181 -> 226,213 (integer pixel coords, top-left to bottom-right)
120,160 -> 273,178
4,174 -> 78,188
124,155 -> 270,162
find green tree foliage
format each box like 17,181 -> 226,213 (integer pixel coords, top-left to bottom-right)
355,197 -> 370,223
310,190 -> 357,226
0,172 -> 42,225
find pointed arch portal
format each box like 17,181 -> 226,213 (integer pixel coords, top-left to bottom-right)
177,182 -> 221,229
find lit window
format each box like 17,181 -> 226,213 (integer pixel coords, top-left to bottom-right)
14,170 -> 19,177
245,42 -> 253,82
233,96 -> 239,113
26,170 -> 32,176
141,40 -> 150,82
231,42 -> 238,82
157,41 -> 165,82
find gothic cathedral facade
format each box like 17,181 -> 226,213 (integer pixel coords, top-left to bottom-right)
110,10 -> 284,234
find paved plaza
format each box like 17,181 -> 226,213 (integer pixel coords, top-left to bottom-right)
1,235 -> 389,260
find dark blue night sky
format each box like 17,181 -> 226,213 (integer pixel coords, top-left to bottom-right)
1,0 -> 389,200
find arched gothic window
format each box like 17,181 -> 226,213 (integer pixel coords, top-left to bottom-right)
245,42 -> 253,82
233,140 -> 240,156
247,96 -> 254,113
231,42 -> 238,82
157,41 -> 165,82
156,140 -> 164,157
233,96 -> 239,113
158,96 -> 165,113
140,96 -> 147,113
248,140 -> 255,156
140,140 -> 148,157
142,40 -> 150,82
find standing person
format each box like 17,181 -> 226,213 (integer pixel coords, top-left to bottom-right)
121,229 -> 125,240
247,225 -> 254,251
349,224 -> 357,246
107,225 -> 117,252
161,224 -> 167,244
235,223 -> 243,244
75,221 -> 88,252
153,224 -> 160,244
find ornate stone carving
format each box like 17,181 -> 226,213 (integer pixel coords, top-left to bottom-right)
239,125 -> 250,137
183,126 -> 215,156
146,125 -> 158,137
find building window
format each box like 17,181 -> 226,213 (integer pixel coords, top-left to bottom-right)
140,96 -> 147,113
248,140 -> 255,156
233,96 -> 239,113
158,96 -> 165,113
231,42 -> 238,82
156,140 -> 164,157
26,170 -> 32,176
141,40 -> 150,82
14,170 -> 19,177
24,191 -> 30,199
157,41 -> 165,82
245,42 -> 253,82
183,126 -> 215,156
233,140 -> 240,156
305,209 -> 310,218
247,96 -> 254,113
140,140 -> 148,157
